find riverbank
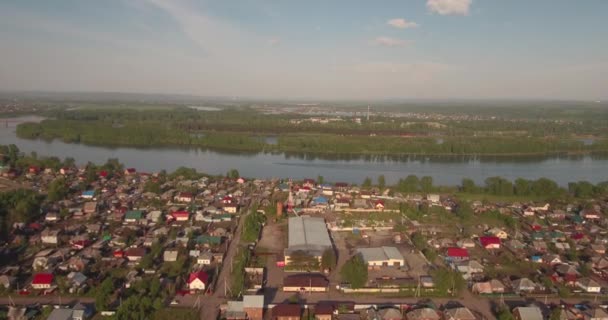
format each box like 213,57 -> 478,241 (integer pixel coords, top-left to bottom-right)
1,117 -> 607,186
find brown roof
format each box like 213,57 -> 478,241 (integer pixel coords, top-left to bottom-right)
272,304 -> 301,318
125,247 -> 146,257
314,304 -> 334,315
283,274 -> 328,288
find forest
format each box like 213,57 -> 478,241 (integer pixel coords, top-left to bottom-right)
14,105 -> 608,156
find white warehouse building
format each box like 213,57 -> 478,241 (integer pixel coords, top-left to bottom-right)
357,246 -> 405,268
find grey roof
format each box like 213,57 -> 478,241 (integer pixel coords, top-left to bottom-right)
513,307 -> 543,320
357,246 -> 404,263
286,216 -> 332,255
444,307 -> 477,320
47,309 -> 74,320
227,301 -> 244,312
243,295 -> 264,308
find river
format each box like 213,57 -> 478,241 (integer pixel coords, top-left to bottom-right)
1,116 -> 606,186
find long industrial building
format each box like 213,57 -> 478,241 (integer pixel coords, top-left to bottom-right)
284,216 -> 332,265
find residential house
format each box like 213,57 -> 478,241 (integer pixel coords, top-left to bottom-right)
83,201 -> 97,215
314,304 -> 333,320
283,274 -> 329,292
479,236 -> 501,250
455,260 -> 484,279
577,278 -> 602,293
31,273 -> 54,289
188,271 -> 209,291
223,203 -> 238,214
124,210 -> 144,224
170,210 -> 190,222
0,275 -> 16,289
197,251 -> 213,265
226,301 -> 247,320
175,192 -> 194,203
370,307 -> 403,320
45,212 -> 60,222
512,278 -> 539,294
163,249 -> 179,262
41,229 -> 60,245
46,307 -> 89,320
457,239 -> 476,248
512,306 -> 543,320
272,304 -> 301,320
357,246 -> 405,268
591,244 -> 606,255
124,248 -> 146,262
472,279 -> 505,294
406,307 -> 440,320
443,307 -> 477,320
195,235 -> 222,247
66,272 -> 88,292
487,228 -> 508,239
373,200 -> 385,210
542,254 -> 562,266
584,308 -> 608,320
446,247 -> 469,262
243,295 -> 264,320
81,190 -> 95,199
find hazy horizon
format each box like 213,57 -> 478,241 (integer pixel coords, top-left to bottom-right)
1,0 -> 607,100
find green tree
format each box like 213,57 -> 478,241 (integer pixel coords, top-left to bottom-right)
317,175 -> 324,185
362,177 -> 372,188
514,178 -> 531,196
549,308 -> 562,320
227,168 -> 240,179
461,178 -> 477,193
47,177 -> 69,202
340,255 -> 368,289
95,277 -> 115,312
420,176 -> 433,193
399,175 -> 420,192
378,175 -> 386,190
321,249 -> 337,271
496,306 -> 514,320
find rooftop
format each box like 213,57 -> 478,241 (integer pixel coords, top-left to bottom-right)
286,216 -> 332,256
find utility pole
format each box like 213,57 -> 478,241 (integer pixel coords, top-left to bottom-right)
367,105 -> 370,122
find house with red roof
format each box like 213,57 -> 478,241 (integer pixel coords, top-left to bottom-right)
302,179 -> 316,188
479,236 -> 501,250
175,192 -> 194,203
31,273 -> 54,289
170,211 -> 190,222
374,200 -> 385,210
445,247 -> 469,262
188,271 -> 209,291
124,168 -> 136,175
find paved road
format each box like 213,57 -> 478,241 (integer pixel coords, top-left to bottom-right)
191,196 -> 260,320
0,296 -> 94,306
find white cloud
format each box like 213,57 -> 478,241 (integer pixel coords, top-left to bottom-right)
347,62 -> 451,75
267,37 -> 281,46
427,0 -> 472,16
387,18 -> 419,29
371,36 -> 410,47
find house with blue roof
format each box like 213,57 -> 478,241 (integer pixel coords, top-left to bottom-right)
81,190 -> 95,199
312,196 -> 329,209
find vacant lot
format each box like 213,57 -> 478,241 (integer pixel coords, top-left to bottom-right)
256,220 -> 287,288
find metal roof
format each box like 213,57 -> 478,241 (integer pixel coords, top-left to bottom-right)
287,216 -> 332,255
357,246 -> 404,263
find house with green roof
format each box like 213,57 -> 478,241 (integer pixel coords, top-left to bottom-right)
195,235 -> 222,246
124,210 -> 144,223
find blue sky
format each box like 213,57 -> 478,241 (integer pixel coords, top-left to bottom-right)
0,0 -> 606,100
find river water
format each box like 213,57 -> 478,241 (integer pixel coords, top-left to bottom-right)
1,116 -> 606,186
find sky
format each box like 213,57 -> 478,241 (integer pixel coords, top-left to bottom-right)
0,0 -> 607,100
